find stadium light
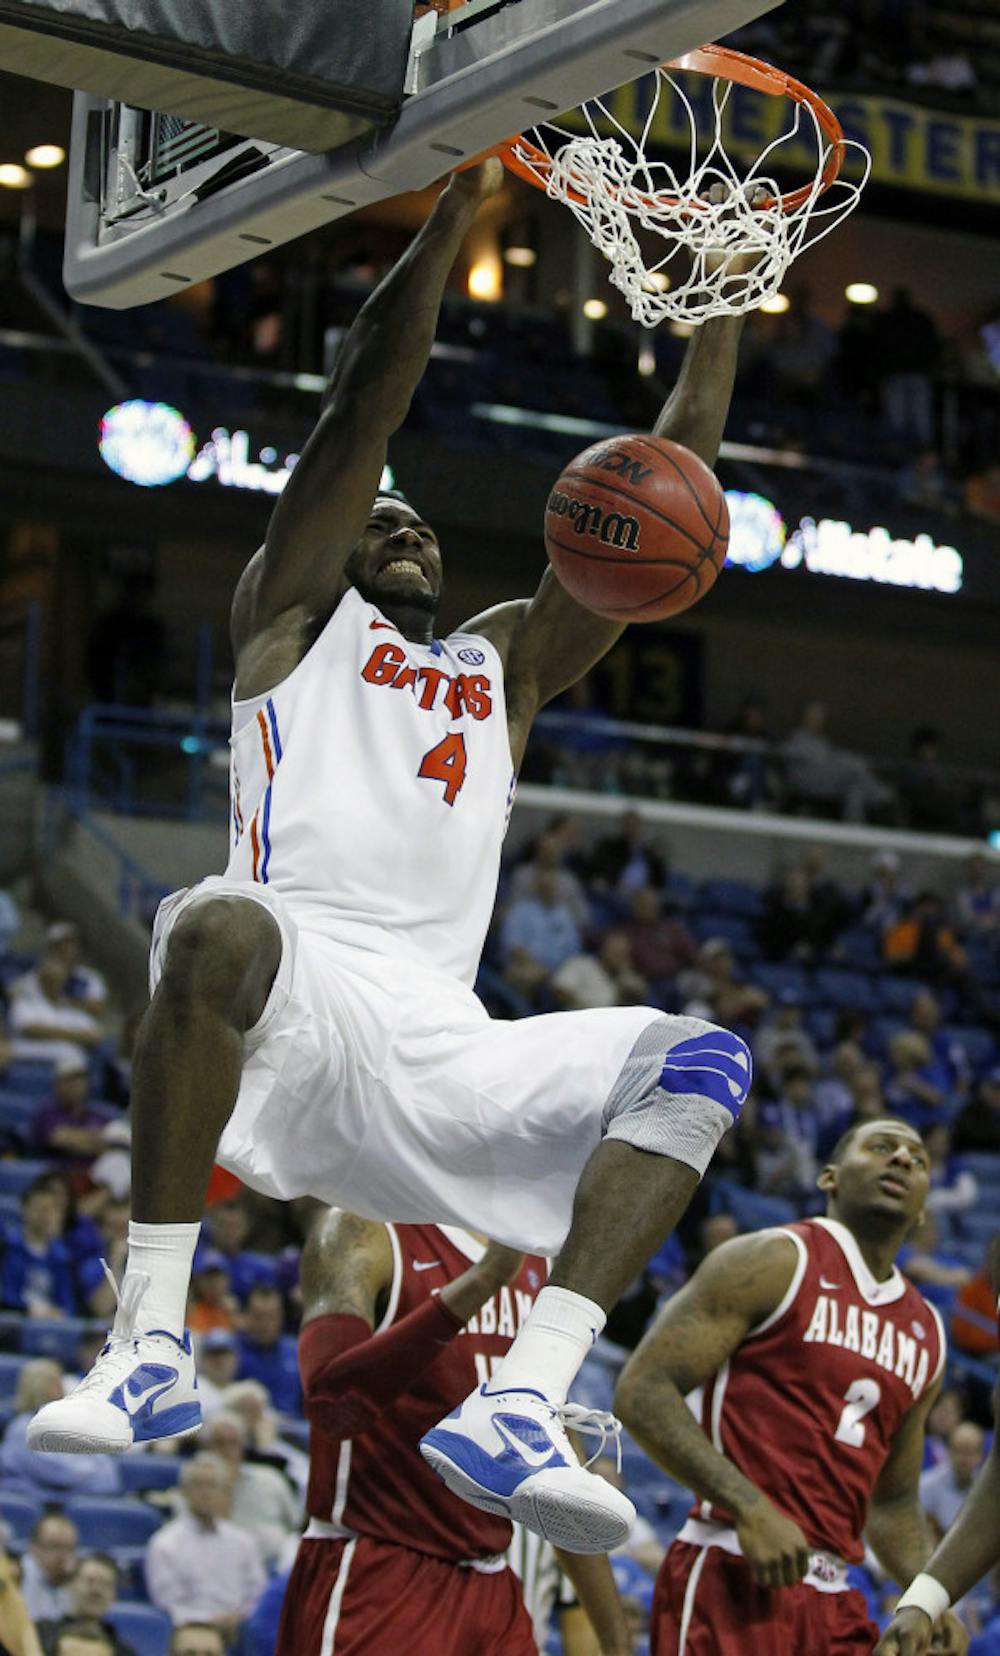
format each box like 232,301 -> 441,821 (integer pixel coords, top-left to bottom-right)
582,298 -> 607,320
760,292 -> 791,314
503,245 -> 537,267
0,164 -> 32,188
468,255 -> 502,301
845,282 -> 879,305
25,144 -> 66,169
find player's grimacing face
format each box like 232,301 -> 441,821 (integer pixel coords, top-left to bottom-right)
345,502 -> 443,615
828,1121 -> 931,1226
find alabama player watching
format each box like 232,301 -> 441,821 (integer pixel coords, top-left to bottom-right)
876,1239 -> 1000,1656
277,1207 -> 631,1654
31,157 -> 754,1554
615,1118 -> 969,1655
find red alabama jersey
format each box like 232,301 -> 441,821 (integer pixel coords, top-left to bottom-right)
306,1223 -> 546,1562
697,1218 -> 945,1561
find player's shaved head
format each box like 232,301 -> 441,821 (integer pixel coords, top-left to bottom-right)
827,1116 -> 919,1164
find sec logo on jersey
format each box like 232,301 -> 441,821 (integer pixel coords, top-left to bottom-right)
457,647 -> 486,665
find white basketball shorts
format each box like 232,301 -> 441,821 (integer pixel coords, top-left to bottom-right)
150,877 -> 669,1254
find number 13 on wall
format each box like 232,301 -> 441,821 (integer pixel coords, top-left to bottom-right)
419,732 -> 467,806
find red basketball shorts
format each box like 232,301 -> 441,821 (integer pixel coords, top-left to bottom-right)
276,1535 -> 538,1655
651,1541 -> 881,1656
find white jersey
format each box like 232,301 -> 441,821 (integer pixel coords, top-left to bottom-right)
225,586 -> 515,984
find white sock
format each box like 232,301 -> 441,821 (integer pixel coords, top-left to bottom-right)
490,1286 -> 606,1406
125,1221 -> 201,1339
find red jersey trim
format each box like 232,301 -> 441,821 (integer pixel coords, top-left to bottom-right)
380,1223 -> 403,1331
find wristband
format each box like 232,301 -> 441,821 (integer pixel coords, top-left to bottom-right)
895,1573 -> 951,1623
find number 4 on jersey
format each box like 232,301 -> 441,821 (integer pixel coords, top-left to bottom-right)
418,732 -> 467,806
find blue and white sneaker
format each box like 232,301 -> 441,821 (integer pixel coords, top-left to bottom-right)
420,1386 -> 635,1554
27,1270 -> 201,1455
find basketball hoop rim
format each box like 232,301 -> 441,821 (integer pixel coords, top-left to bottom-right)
490,43 -> 847,216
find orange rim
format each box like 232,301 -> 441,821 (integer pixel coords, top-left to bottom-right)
491,43 -> 846,216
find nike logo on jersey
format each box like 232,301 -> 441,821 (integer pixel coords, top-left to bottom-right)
413,1259 -> 443,1272
819,1278 -> 842,1290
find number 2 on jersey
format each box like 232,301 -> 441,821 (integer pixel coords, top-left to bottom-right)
834,1378 -> 882,1447
418,732 -> 467,806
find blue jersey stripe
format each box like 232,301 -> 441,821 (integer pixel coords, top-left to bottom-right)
266,697 -> 283,763
260,784 -> 273,884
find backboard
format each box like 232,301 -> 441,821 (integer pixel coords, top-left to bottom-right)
63,0 -> 781,309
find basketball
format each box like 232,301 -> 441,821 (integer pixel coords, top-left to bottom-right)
543,435 -> 730,623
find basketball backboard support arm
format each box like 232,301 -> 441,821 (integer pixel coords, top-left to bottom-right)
64,0 -> 781,309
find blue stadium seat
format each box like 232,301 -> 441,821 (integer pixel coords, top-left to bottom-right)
690,914 -> 753,949
875,978 -> 932,1015
750,962 -> 809,1002
712,1181 -> 797,1230
834,930 -> 883,972
942,1026 -> 996,1073
812,969 -> 873,1011
118,1456 -> 182,1494
64,1497 -> 164,1549
953,1153 -> 1000,1183
1,1061 -> 55,1095
805,1008 -> 838,1046
0,1312 -> 24,1352
0,1193 -> 21,1224
0,1490 -> 40,1545
0,1352 -> 24,1399
0,1159 -> 53,1197
20,1317 -> 104,1365
662,873 -> 696,911
108,1604 -> 172,1656
697,879 -> 763,920
958,1209 -> 1000,1247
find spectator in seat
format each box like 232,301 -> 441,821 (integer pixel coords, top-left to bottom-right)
758,867 -> 822,960
236,1285 -> 302,1415
781,700 -> 893,824
1,1176 -> 89,1318
951,1254 -> 1000,1362
145,1453 -> 266,1643
40,924 -> 108,1017
870,286 -> 941,450
585,809 -> 668,896
955,852 -> 1000,939
498,867 -> 582,1005
619,886 -> 697,988
187,1251 -> 238,1336
884,1030 -> 950,1130
922,1122 -> 978,1229
1,1360 -> 120,1499
199,1412 -> 301,1567
717,694 -> 779,811
0,1543 -> 40,1656
898,1213 -> 972,1295
898,727 -> 965,834
220,1379 -> 309,1495
507,819 -> 590,932
88,1120 -> 131,1202
552,930 -> 649,1012
919,1423 -> 986,1540
923,1387 -> 966,1470
882,891 -> 968,988
31,1057 -> 117,1169
7,954 -> 103,1071
679,938 -> 769,1030
20,1515 -> 79,1623
201,1199 -> 275,1305
907,989 -> 968,1097
952,1065 -> 1000,1156
754,1095 -> 816,1202
859,849 -> 910,933
753,996 -> 819,1093
51,1625 -> 114,1656
196,1329 -> 241,1422
37,1555 -> 137,1656
0,886 -> 19,955
170,1630 -> 225,1656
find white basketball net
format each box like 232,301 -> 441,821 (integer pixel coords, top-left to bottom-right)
508,69 -> 871,326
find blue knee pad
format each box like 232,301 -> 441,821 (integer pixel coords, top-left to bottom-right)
602,1016 -> 752,1175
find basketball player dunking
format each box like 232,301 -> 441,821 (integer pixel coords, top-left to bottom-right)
278,1208 -> 629,1654
31,158 -> 753,1552
616,1119 -> 968,1655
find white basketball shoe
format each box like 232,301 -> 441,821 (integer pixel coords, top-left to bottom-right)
420,1384 -> 635,1553
27,1270 -> 201,1455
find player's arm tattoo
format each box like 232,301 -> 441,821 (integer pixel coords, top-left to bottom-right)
299,1208 -> 395,1328
615,1232 -> 800,1519
233,174 -> 491,650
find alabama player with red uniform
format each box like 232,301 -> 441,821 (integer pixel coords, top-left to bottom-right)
276,1208 -> 631,1654
616,1118 -> 969,1655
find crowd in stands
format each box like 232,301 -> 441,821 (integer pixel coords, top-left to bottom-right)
2,822 -> 1000,1652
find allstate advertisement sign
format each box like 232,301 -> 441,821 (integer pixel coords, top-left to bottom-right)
724,490 -> 963,595
99,399 -> 302,495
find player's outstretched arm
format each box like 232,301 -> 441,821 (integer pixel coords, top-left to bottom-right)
615,1230 -> 813,1588
297,1210 -> 524,1440
233,161 -> 502,651
490,310 -> 747,748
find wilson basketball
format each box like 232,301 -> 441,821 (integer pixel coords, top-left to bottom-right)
543,435 -> 730,622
